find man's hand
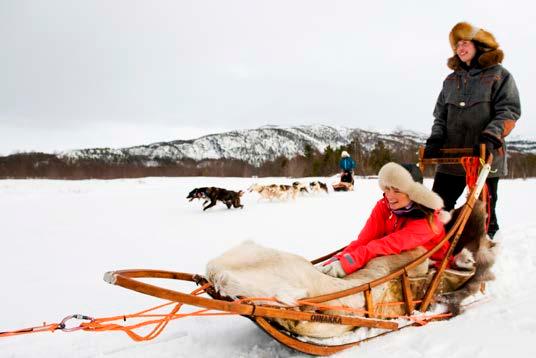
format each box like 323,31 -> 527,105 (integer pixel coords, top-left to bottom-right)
474,133 -> 502,158
424,136 -> 444,158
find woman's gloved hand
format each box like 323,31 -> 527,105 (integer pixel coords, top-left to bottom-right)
316,258 -> 347,278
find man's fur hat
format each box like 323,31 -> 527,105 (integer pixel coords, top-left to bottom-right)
447,22 -> 504,70
378,162 -> 443,211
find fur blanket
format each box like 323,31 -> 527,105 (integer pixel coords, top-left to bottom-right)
439,200 -> 498,315
206,241 -> 428,337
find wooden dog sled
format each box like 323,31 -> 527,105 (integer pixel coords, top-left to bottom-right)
104,148 -> 491,356
332,174 -> 354,192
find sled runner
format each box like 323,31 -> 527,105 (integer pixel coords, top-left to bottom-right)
104,148 -> 492,356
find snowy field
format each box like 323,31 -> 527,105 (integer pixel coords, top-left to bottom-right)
1,176 -> 536,357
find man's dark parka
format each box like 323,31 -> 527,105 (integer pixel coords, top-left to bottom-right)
429,56 -> 521,177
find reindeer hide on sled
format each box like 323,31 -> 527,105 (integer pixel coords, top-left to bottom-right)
206,241 -> 428,337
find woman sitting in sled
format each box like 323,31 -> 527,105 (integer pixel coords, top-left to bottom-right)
321,162 -> 451,277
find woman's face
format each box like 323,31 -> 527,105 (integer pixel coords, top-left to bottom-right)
383,186 -> 411,210
456,40 -> 477,65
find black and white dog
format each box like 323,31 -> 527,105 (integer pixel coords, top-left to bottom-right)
187,187 -> 244,211
309,181 -> 329,194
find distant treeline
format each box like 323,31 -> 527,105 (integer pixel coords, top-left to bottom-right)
1,140 -> 535,179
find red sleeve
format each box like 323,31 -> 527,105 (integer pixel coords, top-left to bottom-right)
342,199 -> 389,253
338,217 -> 439,274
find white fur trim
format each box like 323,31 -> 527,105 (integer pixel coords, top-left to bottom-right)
438,210 -> 452,224
378,162 -> 444,210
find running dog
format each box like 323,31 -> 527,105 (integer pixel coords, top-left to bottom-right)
249,183 -> 305,201
248,184 -> 285,201
292,181 -> 309,195
309,181 -> 329,194
187,187 -> 244,211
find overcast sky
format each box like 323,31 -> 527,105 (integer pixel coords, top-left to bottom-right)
1,0 -> 534,154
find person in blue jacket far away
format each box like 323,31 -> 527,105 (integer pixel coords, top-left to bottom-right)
334,151 -> 356,191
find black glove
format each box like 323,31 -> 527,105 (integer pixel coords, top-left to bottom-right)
424,136 -> 444,158
480,133 -> 502,149
474,133 -> 502,157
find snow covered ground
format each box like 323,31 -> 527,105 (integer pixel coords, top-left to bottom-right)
1,176 -> 535,357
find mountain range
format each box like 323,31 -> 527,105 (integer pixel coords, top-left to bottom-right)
60,125 -> 536,167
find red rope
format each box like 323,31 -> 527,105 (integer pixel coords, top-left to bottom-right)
460,157 -> 491,231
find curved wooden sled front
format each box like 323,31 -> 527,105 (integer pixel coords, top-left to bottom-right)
104,269 -> 396,355
104,152 -> 492,356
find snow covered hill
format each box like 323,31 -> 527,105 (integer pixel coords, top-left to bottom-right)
60,125 -> 427,166
59,125 -> 536,167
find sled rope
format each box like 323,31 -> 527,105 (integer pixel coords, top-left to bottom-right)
0,283 -> 230,341
1,283 -> 451,341
461,157 -> 491,230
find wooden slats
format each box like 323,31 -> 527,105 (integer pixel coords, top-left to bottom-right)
401,272 -> 414,314
364,289 -> 374,318
419,152 -> 492,312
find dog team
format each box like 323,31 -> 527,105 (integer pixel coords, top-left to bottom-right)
187,180 -> 329,211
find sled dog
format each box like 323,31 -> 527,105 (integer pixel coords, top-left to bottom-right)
187,187 -> 244,211
248,184 -> 286,201
309,181 -> 329,194
292,181 -> 309,195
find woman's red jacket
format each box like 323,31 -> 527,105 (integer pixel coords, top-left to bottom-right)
336,197 -> 450,274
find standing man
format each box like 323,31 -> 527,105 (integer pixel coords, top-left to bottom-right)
425,22 -> 521,239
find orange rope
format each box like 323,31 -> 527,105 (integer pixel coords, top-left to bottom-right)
0,283 -> 453,341
78,283 -> 236,342
0,323 -> 61,337
0,283 -> 233,341
407,313 -> 452,325
461,157 -> 491,231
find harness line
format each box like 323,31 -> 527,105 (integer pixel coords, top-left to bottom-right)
1,282 -> 451,340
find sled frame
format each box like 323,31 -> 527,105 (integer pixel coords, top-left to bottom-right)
104,149 -> 491,356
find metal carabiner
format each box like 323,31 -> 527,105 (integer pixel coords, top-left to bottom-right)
58,314 -> 94,332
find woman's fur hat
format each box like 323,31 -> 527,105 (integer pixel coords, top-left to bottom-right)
378,162 -> 443,211
341,150 -> 350,158
447,21 -> 504,70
